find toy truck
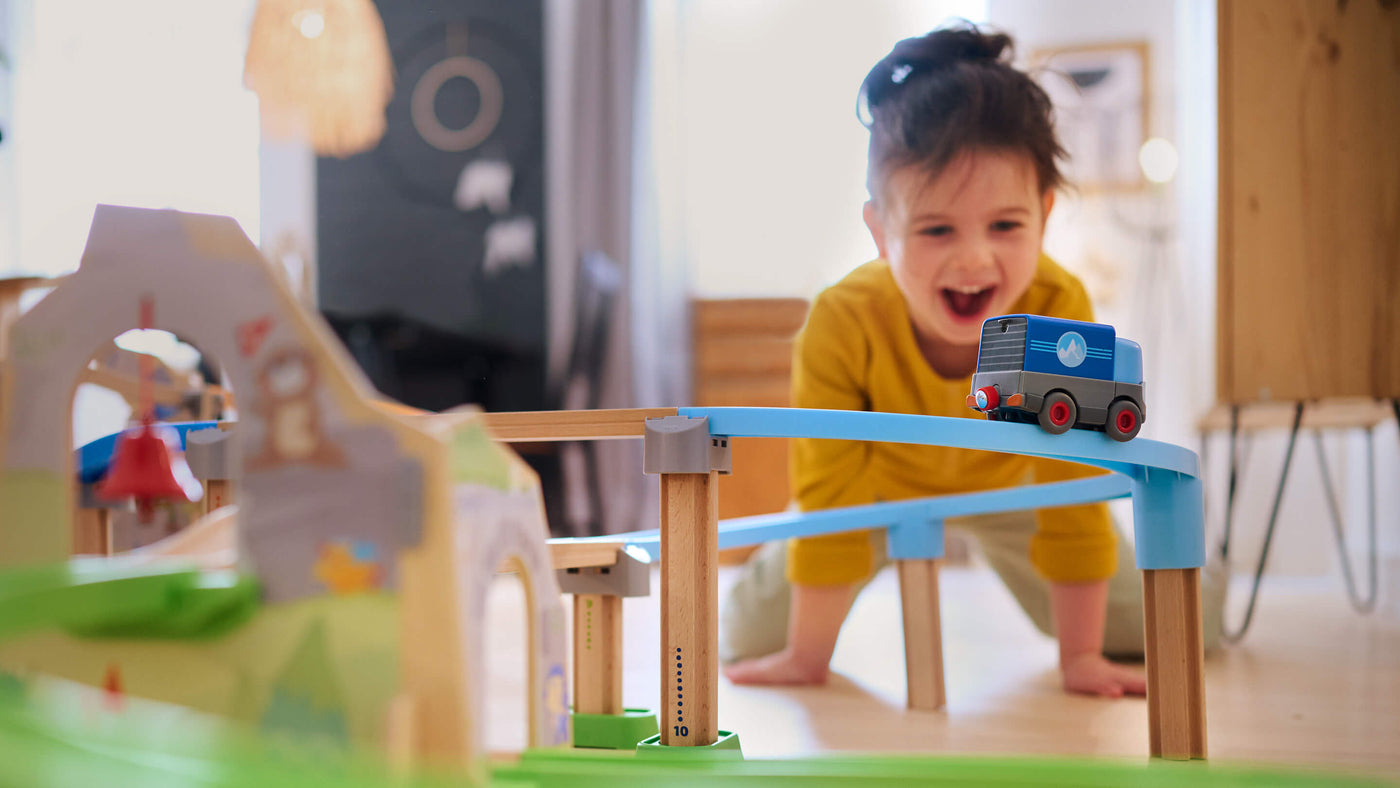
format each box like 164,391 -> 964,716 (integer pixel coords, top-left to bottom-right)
965,314 -> 1146,441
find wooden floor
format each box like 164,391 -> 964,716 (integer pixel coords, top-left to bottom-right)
482,564 -> 1400,778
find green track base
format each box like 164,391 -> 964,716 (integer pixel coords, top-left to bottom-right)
571,709 -> 658,750
635,730 -> 742,760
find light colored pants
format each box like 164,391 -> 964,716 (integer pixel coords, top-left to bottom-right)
720,510 -> 1224,663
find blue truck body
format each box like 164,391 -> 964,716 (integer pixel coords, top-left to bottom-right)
1022,315 -> 1116,380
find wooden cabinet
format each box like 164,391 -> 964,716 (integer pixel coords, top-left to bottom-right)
691,298 -> 809,521
1217,0 -> 1400,404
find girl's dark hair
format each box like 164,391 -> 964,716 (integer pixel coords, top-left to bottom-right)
857,21 -> 1066,201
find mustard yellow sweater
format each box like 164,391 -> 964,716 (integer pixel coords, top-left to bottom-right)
787,255 -> 1115,586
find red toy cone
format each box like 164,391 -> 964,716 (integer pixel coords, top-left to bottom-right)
103,662 -> 124,711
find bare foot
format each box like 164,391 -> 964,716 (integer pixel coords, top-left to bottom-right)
1061,652 -> 1147,698
722,649 -> 829,686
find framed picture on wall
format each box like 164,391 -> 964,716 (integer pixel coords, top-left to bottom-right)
1031,41 -> 1149,192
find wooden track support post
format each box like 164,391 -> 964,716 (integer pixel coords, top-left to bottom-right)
573,593 -> 624,715
558,549 -> 650,721
659,470 -> 719,745
185,427 -> 236,515
1143,567 -> 1207,760
384,693 -> 417,774
204,479 -> 234,513
72,507 -> 111,556
645,414 -> 730,747
897,558 -> 946,711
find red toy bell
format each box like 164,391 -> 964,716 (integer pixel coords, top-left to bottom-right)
99,420 -> 202,521
96,295 -> 203,521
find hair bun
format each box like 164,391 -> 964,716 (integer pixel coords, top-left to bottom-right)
859,21 -> 1013,123
856,20 -> 1066,197
891,22 -> 1012,73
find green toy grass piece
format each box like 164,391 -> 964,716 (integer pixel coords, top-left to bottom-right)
571,708 -> 659,750
68,570 -> 262,639
0,560 -> 197,640
0,560 -> 261,642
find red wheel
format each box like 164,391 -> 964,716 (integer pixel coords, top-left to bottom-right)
974,386 -> 999,411
1037,392 -> 1077,435
1106,399 -> 1143,441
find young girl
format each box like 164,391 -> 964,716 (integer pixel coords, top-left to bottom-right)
720,22 -> 1220,698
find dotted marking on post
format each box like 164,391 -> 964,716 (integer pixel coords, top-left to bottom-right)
675,647 -> 685,729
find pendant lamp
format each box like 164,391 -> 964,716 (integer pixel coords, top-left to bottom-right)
243,0 -> 394,158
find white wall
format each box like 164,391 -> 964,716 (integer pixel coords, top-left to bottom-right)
4,0 -> 261,277
671,0 -> 987,299
0,0 -> 16,274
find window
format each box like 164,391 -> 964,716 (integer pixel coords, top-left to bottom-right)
7,0 -> 260,276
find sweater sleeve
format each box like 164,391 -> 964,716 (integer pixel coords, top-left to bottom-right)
785,291 -> 882,586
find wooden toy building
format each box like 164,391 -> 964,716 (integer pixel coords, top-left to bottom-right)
0,205 -> 568,779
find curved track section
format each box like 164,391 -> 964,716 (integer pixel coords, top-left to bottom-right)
572,408 -> 1203,570
678,407 -> 1204,570
680,407 -> 1199,477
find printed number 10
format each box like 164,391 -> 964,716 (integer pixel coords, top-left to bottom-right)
673,725 -> 689,737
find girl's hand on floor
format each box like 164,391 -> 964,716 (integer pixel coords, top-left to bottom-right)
723,649 -> 830,686
1061,652 -> 1147,698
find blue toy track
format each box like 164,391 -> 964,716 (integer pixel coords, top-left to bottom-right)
557,407 -> 1203,572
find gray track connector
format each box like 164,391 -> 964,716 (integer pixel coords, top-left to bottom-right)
710,434 -> 733,475
557,545 -> 651,597
185,427 -> 238,481
643,415 -> 731,475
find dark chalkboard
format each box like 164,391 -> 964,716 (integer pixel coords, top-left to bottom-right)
318,0 -> 546,413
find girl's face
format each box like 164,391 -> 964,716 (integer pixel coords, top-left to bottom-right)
865,149 -> 1053,354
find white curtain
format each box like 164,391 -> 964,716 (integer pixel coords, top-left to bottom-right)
545,0 -> 654,535
630,0 -> 691,413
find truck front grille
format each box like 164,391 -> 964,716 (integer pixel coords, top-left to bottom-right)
977,317 -> 1027,372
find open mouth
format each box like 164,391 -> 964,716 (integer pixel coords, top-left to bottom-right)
941,286 -> 996,321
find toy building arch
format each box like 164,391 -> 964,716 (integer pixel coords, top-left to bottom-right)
455,486 -> 571,754
0,205 -> 423,571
